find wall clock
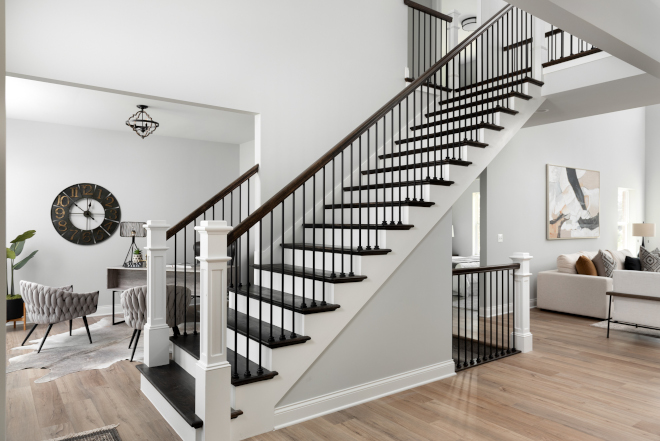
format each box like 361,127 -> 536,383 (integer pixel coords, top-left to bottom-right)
51,183 -> 121,245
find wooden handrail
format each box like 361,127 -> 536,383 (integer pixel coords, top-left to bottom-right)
404,0 -> 452,22
227,4 -> 514,245
453,263 -> 520,275
167,164 -> 259,240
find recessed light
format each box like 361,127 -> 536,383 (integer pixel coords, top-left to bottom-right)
536,108 -> 549,113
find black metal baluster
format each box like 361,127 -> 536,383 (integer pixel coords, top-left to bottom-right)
489,270 -> 493,360
280,201 -> 286,341
268,213 -> 274,343
233,239 -> 239,380
173,234 -> 178,339
398,103 -> 403,223
456,273 -> 461,369
464,273 -> 468,368
258,220 -> 263,375
194,219 -> 197,335
302,183 -> 308,307
495,270 -> 499,357
322,166 -> 327,306
358,137 -> 363,251
312,175 -> 318,305
477,272 -> 481,364
184,226 -> 187,336
470,271 -> 474,365
374,125 -> 380,250
349,143 -> 354,276
512,268 -> 516,351
340,152 -> 346,278
390,110 -> 396,224
368,125 -> 373,250
406,96 -> 411,196
332,157 -> 337,273
507,268 -> 511,354
291,191 -> 297,338
501,269 -> 505,356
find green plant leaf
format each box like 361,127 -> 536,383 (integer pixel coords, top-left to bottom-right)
13,250 -> 37,270
10,230 -> 36,244
13,240 -> 25,257
6,248 -> 15,260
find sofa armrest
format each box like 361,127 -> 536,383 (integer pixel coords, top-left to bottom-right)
613,270 -> 660,298
537,270 -> 612,319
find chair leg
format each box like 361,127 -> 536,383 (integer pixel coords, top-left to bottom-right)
69,320 -> 73,336
22,324 -> 38,346
37,324 -> 53,353
172,326 -> 181,337
607,295 -> 613,339
82,316 -> 92,344
130,330 -> 141,362
129,329 -> 137,349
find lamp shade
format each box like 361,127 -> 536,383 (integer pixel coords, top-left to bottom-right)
632,223 -> 656,238
120,222 -> 147,237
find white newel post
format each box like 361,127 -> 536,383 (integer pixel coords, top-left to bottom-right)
446,9 -> 461,89
510,252 -> 533,353
144,220 -> 171,367
195,221 -> 232,441
532,18 -> 548,82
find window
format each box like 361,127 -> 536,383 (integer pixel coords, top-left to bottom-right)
617,188 -> 632,252
472,192 -> 480,256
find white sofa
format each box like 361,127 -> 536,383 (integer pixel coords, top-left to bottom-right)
537,250 -> 631,319
609,270 -> 660,332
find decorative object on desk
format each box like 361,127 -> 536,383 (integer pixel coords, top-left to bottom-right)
633,222 -> 656,248
120,221 -> 146,267
126,104 -> 159,139
6,230 -> 38,322
51,184 -> 121,245
547,164 -> 600,240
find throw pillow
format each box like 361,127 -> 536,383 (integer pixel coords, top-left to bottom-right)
608,249 -> 633,270
640,246 -> 660,272
653,248 -> 660,256
592,250 -> 614,277
557,253 -> 583,274
576,255 -> 598,276
624,256 -> 642,271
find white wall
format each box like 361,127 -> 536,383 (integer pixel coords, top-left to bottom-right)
278,210 -> 453,408
452,178 -> 479,256
7,0 -> 409,205
484,108 -> 646,301
645,105 -> 660,237
6,119 -> 240,311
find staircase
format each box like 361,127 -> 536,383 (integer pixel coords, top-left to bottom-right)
137,4 -> 546,441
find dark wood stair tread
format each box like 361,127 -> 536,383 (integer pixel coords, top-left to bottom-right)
442,78 -> 537,105
253,263 -> 367,284
324,201 -> 435,208
453,68 -> 541,91
426,91 -> 532,117
136,361 -> 204,428
542,47 -> 602,68
502,37 -> 533,51
169,334 -> 279,386
395,123 -> 503,145
231,283 -> 341,314
410,107 -> 518,131
228,307 -> 312,348
282,242 -> 392,256
380,140 -> 487,159
343,180 -> 453,191
361,159 -> 471,175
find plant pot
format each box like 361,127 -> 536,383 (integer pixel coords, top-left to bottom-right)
133,253 -> 142,264
7,297 -> 24,321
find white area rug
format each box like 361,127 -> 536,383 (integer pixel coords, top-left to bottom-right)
7,317 -> 143,383
591,320 -> 660,338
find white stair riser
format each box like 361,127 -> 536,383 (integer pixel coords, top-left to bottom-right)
342,185 -> 431,203
429,98 -> 519,120
227,327 -> 273,370
230,292 -> 304,335
362,165 -> 449,185
284,248 -> 361,274
397,127 -> 486,147
440,83 -> 529,108
382,146 -> 470,168
255,269 -> 335,302
305,227 -> 388,248
324,206 -> 410,224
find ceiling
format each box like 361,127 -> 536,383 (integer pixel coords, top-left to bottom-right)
6,76 -> 255,145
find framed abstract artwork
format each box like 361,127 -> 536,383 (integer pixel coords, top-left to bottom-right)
547,164 -> 600,240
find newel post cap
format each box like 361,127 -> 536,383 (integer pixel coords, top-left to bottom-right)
510,252 -> 533,261
194,220 -> 233,234
144,220 -> 171,230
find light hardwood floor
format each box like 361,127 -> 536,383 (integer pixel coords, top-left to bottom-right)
7,309 -> 660,440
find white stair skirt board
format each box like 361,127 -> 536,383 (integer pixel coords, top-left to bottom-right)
141,375 -> 200,441
273,360 -> 455,429
229,87 -> 545,440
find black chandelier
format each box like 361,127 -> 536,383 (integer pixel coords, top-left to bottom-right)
126,105 -> 159,139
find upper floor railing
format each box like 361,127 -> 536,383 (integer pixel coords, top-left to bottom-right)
543,26 -> 601,68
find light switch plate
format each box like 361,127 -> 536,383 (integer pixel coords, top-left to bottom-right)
498,234 -> 503,243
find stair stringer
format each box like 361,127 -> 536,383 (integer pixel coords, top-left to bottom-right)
228,88 -> 545,441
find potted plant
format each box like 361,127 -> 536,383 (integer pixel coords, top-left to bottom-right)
133,247 -> 143,265
6,230 -> 38,320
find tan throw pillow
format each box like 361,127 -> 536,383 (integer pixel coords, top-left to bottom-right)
557,253 -> 582,274
576,255 -> 598,276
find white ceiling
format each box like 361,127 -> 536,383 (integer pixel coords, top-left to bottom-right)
6,76 -> 255,145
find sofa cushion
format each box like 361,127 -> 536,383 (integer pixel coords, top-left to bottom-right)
557,253 -> 583,274
609,249 -> 633,270
593,250 -> 615,277
625,256 -> 642,271
576,255 -> 598,276
640,246 -> 660,272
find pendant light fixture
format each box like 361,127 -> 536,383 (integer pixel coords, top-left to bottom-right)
126,105 -> 160,139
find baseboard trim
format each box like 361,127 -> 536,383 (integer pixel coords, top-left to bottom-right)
88,304 -> 123,318
273,359 -> 455,430
530,298 -> 537,309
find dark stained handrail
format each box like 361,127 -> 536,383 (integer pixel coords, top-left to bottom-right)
227,4 -> 514,245
167,164 -> 259,240
453,263 -> 520,275
404,0 -> 453,22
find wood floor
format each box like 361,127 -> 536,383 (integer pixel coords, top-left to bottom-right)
7,309 -> 660,440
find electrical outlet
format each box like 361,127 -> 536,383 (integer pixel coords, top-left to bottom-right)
498,234 -> 504,243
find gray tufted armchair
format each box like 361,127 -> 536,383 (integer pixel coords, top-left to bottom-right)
20,281 -> 99,353
121,284 -> 191,361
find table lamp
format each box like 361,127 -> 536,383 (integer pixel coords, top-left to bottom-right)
120,222 -> 147,267
633,223 -> 656,248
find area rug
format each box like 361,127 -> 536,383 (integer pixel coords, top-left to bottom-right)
46,424 -> 121,441
7,317 -> 143,383
592,320 -> 660,338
